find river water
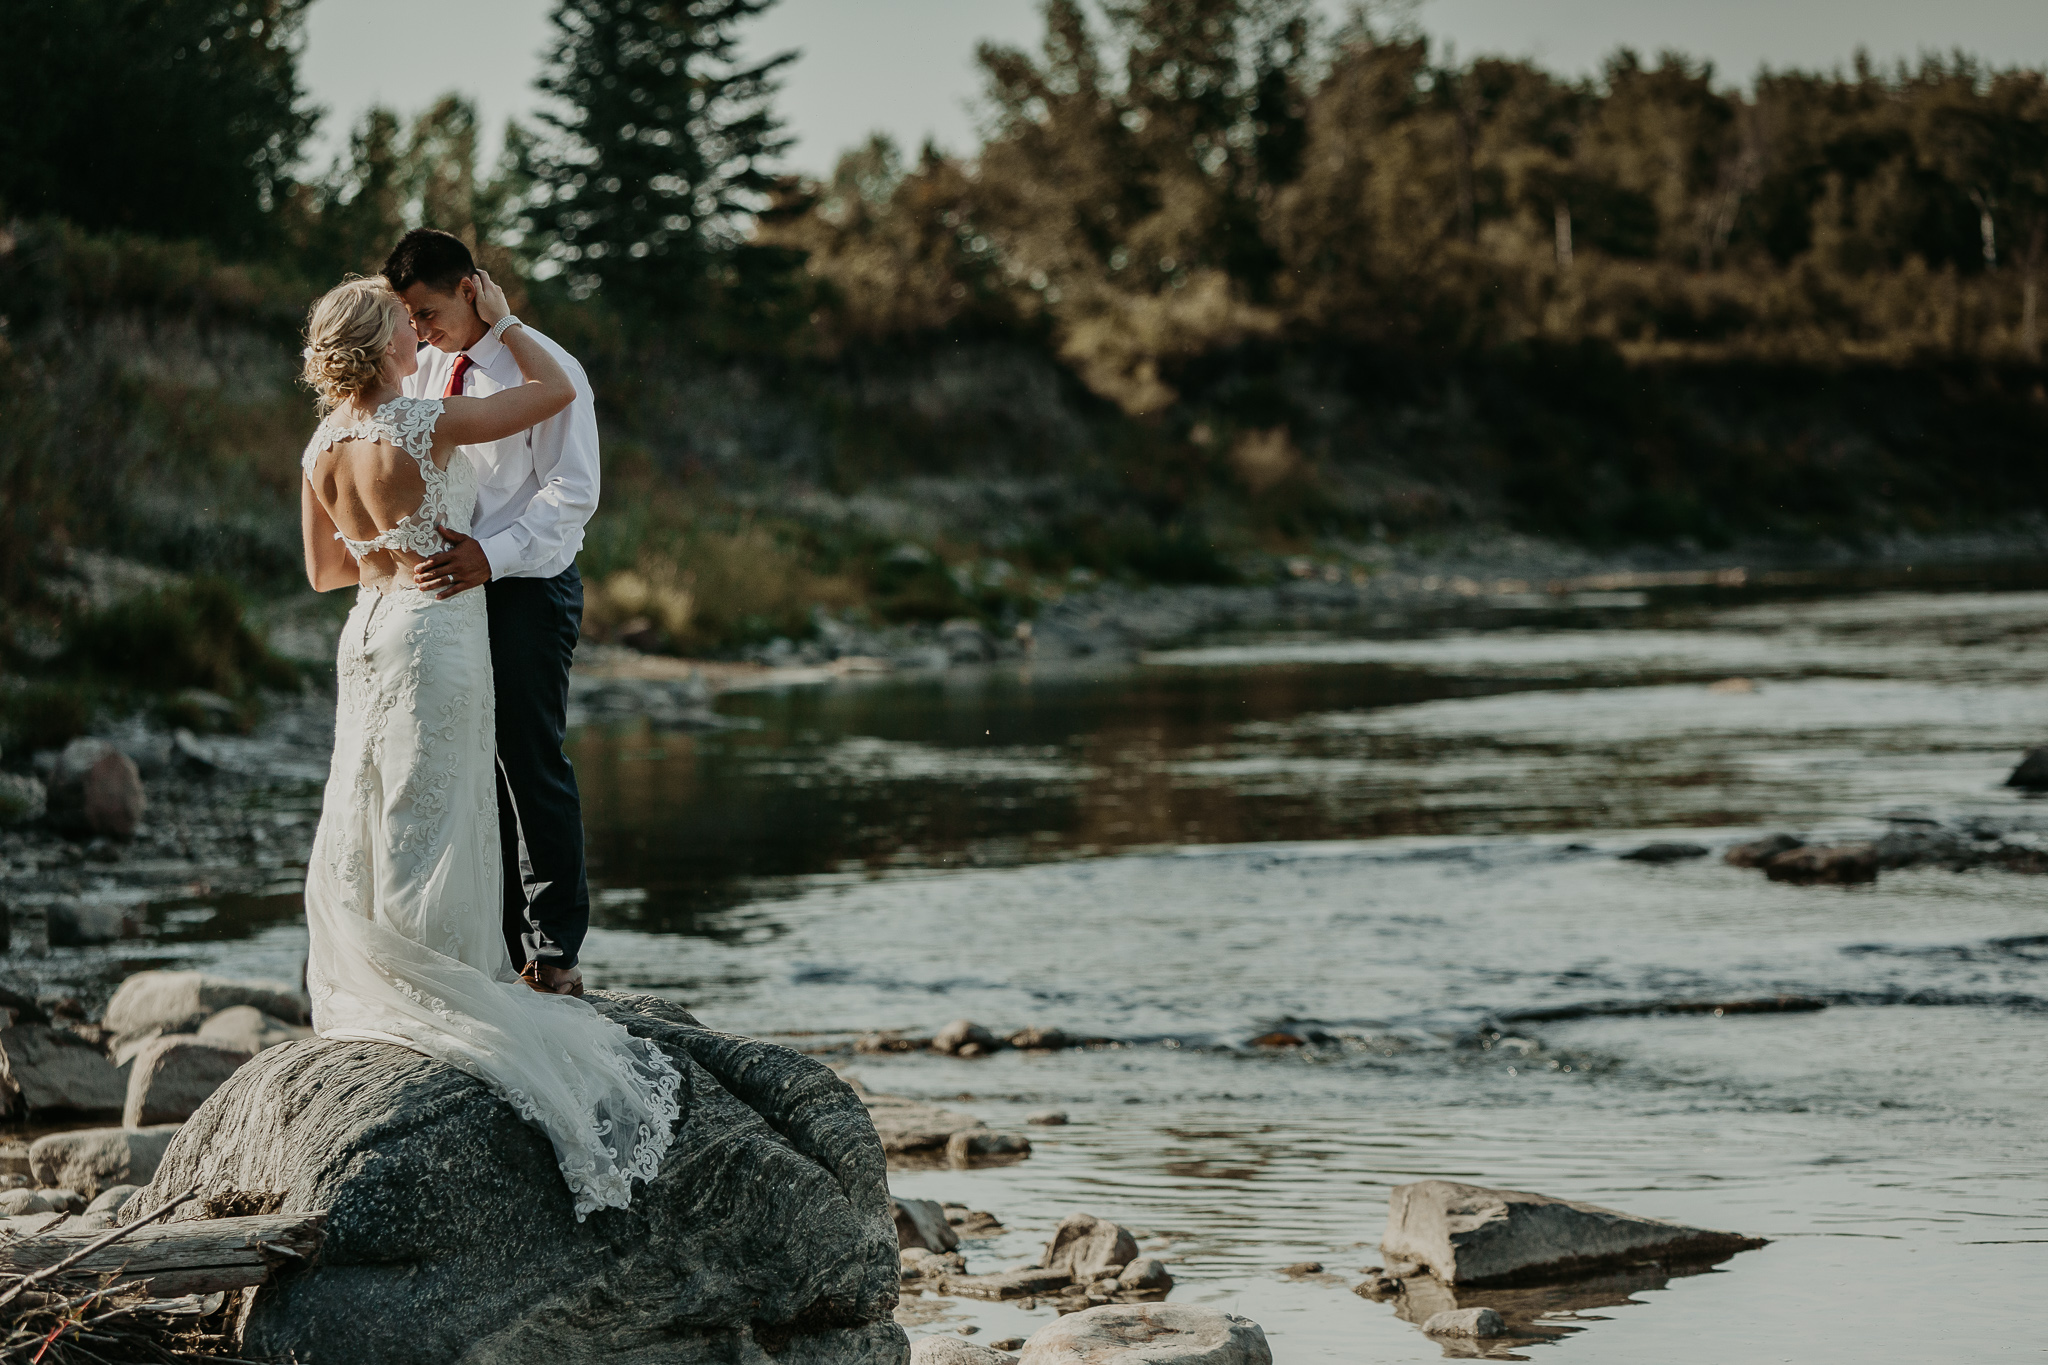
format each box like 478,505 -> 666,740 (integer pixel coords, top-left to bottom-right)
80,577 -> 2048,1359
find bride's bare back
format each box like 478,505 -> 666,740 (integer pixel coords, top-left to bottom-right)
306,428 -> 447,592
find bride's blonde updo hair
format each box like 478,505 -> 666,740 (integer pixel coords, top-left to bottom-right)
302,276 -> 405,412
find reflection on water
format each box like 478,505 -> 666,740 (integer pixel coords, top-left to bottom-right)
573,587 -> 2048,920
61,578 -> 2048,1360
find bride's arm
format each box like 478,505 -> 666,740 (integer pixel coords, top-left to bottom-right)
434,271 -> 575,447
302,479 -> 360,591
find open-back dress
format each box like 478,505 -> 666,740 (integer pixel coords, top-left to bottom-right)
299,394 -> 679,1218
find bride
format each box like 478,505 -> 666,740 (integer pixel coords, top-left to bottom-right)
296,273 -> 679,1218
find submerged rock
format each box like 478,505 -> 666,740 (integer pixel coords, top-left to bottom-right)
1762,843 -> 1878,885
1619,842 -> 1709,864
1724,833 -> 1804,867
128,992 -> 905,1365
1381,1180 -> 1765,1286
939,1267 -> 1074,1301
1017,1304 -> 1271,1364
861,1087 -> 1030,1164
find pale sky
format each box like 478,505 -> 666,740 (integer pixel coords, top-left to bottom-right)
298,0 -> 2048,178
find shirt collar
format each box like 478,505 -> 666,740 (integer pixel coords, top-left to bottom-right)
465,326 -> 508,368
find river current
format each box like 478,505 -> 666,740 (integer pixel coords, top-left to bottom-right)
74,579 -> 2048,1359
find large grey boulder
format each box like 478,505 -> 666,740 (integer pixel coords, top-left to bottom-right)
28,1126 -> 183,1198
0,1021 -> 127,1114
122,1034 -> 254,1126
1018,1304 -> 1271,1364
1382,1181 -> 1766,1286
105,971 -> 308,1063
128,993 -> 906,1365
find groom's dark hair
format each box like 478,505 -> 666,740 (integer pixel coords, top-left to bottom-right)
382,229 -> 475,295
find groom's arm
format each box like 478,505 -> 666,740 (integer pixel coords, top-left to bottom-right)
475,344 -> 600,583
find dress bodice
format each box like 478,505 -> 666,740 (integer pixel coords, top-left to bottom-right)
302,396 -> 478,560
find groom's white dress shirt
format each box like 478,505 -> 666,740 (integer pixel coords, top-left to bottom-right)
405,325 -> 600,582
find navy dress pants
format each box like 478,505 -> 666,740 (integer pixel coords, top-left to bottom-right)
484,566 -> 589,970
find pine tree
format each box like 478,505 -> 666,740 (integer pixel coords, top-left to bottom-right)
515,0 -> 795,318
0,0 -> 314,254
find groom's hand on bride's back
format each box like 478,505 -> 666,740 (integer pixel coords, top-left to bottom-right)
416,526 -> 492,599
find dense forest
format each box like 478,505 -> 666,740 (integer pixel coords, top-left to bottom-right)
4,0 -> 2048,686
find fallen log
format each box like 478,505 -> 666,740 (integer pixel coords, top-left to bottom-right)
0,1213 -> 324,1298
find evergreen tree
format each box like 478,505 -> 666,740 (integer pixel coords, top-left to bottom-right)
0,0 -> 313,254
514,0 -> 795,317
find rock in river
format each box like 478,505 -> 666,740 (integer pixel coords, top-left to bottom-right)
1723,833 -> 1803,867
1421,1307 -> 1506,1338
1041,1213 -> 1140,1283
1381,1180 -> 1766,1286
2005,746 -> 2048,790
1017,1304 -> 1271,1364
894,1195 -> 961,1252
127,992 -> 905,1365
1619,842 -> 1708,864
1761,842 -> 1879,885
932,1020 -> 1001,1057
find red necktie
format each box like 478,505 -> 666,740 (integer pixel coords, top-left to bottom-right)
443,353 -> 474,399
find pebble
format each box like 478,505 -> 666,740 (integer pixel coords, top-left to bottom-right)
1025,1109 -> 1068,1126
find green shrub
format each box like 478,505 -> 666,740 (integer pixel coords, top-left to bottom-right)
61,579 -> 299,703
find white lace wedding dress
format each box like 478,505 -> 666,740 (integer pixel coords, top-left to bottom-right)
299,395 -> 679,1219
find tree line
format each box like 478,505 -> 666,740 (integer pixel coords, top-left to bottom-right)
4,0 -> 2046,413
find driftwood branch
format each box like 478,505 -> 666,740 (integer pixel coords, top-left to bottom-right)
0,1189 -> 200,1314
0,1210 -> 325,1300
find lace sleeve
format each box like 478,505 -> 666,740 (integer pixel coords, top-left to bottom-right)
386,396 -> 446,466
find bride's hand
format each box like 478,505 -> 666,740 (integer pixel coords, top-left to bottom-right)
471,269 -> 510,327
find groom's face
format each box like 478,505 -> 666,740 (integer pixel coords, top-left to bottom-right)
398,276 -> 486,354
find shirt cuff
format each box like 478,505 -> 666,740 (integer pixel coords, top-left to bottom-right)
477,532 -> 521,582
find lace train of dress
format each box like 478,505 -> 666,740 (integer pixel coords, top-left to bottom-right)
301,396 -> 678,1219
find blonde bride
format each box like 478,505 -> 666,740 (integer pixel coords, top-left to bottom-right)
295,273 -> 678,1218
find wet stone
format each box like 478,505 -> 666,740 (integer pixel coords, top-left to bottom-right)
1423,1307 -> 1507,1338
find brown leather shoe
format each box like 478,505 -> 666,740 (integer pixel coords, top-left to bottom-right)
519,960 -> 585,997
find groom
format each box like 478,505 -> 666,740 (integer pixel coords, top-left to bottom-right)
382,228 -> 598,997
